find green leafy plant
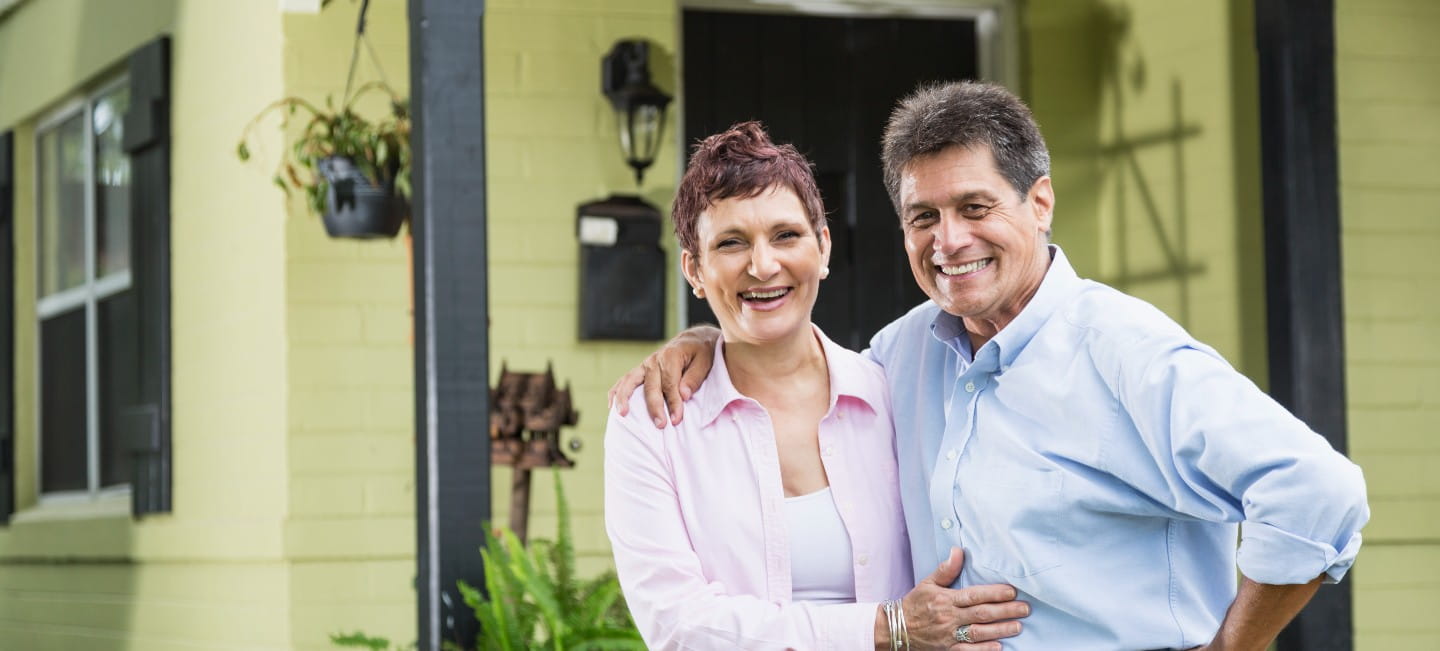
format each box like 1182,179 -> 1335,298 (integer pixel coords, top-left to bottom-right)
330,471 -> 643,651
461,471 -> 645,651
236,81 -> 411,219
330,631 -> 414,651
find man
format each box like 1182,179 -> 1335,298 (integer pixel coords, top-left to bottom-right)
611,81 -> 1368,650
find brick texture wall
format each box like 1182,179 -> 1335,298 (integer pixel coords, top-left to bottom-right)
1335,1 -> 1440,648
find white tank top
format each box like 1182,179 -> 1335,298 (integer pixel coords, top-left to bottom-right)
784,486 -> 857,604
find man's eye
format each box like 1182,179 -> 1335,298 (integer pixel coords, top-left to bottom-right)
962,204 -> 989,217
908,212 -> 938,227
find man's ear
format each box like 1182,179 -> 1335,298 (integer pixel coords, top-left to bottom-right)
1028,176 -> 1055,235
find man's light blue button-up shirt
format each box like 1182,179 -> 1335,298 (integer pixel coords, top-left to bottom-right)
865,246 -> 1368,650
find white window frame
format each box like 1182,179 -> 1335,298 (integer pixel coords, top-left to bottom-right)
33,75 -> 134,503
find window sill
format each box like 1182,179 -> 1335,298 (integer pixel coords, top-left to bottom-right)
10,490 -> 131,524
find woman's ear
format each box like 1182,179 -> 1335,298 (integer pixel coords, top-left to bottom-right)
681,249 -> 704,298
818,225 -> 833,272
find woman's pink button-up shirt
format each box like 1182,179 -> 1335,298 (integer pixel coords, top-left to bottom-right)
605,327 -> 912,650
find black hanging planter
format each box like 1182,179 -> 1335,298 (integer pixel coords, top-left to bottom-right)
318,155 -> 407,239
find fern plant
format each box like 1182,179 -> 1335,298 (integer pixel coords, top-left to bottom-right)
459,471 -> 645,651
330,471 -> 643,651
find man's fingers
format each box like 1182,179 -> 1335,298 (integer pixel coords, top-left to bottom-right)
924,547 -> 964,587
642,360 -> 670,427
656,348 -> 689,425
676,349 -> 713,403
947,620 -> 1023,649
608,367 -> 645,416
961,601 -> 1030,624
950,583 -> 1019,609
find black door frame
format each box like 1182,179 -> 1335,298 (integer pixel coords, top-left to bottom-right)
1254,0 -> 1352,648
674,0 -> 1019,331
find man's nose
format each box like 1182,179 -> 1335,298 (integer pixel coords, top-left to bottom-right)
933,213 -> 975,255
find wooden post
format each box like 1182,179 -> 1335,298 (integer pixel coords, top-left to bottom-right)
409,0 -> 488,648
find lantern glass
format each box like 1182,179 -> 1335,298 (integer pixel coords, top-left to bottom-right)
617,99 -> 667,185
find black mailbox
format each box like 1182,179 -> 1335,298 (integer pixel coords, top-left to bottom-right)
577,194 -> 666,340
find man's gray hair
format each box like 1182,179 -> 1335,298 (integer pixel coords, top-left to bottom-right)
881,80 -> 1051,214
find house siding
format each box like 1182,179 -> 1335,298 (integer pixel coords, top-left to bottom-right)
1025,0 -> 1269,381
1336,1 -> 1440,649
483,0 -> 680,580
0,0 -> 293,649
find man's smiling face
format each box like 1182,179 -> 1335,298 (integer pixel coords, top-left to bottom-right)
898,144 -> 1054,336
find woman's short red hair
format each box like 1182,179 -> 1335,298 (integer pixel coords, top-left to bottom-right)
671,121 -> 826,255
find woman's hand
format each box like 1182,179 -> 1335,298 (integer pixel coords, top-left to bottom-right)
877,548 -> 1028,650
608,325 -> 721,427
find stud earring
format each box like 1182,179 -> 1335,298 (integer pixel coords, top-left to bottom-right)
820,266 -> 830,279
692,286 -> 705,299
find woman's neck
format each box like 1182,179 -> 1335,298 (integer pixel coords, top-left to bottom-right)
723,325 -> 829,402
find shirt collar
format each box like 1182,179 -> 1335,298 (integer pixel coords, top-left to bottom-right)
927,244 -> 1083,369
689,323 -> 878,428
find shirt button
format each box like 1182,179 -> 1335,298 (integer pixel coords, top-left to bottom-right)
945,449 -> 957,461
965,381 -> 976,393
857,553 -> 869,566
941,518 -> 954,530
823,446 -> 835,456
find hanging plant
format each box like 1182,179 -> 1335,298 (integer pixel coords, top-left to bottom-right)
236,81 -> 411,239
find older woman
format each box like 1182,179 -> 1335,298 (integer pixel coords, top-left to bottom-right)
605,122 -> 1026,650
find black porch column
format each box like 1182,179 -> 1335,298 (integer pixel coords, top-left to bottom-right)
408,1 -> 489,649
1253,0 -> 1352,648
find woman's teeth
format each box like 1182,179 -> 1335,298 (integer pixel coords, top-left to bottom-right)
741,288 -> 789,300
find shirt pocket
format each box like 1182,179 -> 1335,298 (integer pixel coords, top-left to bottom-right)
963,463 -> 1065,578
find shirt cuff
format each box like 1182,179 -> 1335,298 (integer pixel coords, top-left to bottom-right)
1237,520 -> 1363,585
821,601 -> 880,651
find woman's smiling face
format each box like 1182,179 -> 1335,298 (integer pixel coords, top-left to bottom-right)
682,185 -> 831,347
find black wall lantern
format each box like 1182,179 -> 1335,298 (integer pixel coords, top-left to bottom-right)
602,40 -> 672,186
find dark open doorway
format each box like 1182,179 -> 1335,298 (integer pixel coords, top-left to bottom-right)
682,9 -> 979,349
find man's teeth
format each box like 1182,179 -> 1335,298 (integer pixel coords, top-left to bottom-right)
742,289 -> 788,300
941,259 -> 992,275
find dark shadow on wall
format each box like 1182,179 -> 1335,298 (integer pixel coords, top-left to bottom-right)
1028,0 -> 1214,332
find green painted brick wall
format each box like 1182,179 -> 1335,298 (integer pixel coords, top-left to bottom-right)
277,1 -> 417,648
0,0 -> 294,648
1025,0 -> 1268,381
483,0 -> 680,580
1336,1 -> 1440,648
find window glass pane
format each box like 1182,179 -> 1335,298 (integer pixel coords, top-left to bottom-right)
94,86 -> 131,278
41,308 -> 88,493
37,113 -> 87,297
99,290 -> 137,488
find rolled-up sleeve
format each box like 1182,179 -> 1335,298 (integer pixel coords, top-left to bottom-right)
1118,344 -> 1370,585
603,407 -> 878,650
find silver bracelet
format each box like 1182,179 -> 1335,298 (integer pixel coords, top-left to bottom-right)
884,599 -> 903,651
896,598 -> 910,650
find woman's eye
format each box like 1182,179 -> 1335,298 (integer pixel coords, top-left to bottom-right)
776,230 -> 800,241
717,239 -> 743,249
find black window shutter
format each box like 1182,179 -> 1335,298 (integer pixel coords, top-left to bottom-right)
122,37 -> 171,516
0,131 -> 14,524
